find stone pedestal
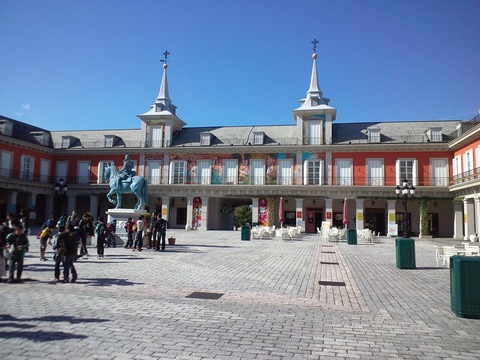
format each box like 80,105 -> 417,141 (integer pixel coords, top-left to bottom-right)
106,209 -> 147,245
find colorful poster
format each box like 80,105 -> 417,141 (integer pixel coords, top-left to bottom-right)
258,198 -> 268,226
193,197 -> 202,229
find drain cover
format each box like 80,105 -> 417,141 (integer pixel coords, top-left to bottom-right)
319,281 -> 346,286
320,261 -> 340,265
186,292 -> 224,300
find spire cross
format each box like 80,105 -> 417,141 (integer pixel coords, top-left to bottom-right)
161,50 -> 170,64
311,38 -> 319,53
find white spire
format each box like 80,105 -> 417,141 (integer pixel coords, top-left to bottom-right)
155,63 -> 173,111
306,53 -> 323,100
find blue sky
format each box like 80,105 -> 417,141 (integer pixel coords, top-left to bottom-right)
1,0 -> 479,131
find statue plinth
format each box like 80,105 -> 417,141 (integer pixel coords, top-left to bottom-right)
106,208 -> 147,243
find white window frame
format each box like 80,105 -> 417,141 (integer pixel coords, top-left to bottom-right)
0,150 -> 13,178
366,159 -> 384,186
430,158 -> 448,186
97,160 -> 114,184
77,161 -> 90,184
40,159 -> 50,183
147,160 -> 161,185
335,159 -> 353,186
253,132 -> 264,145
104,135 -> 115,147
277,159 -> 293,185
200,132 -> 211,146
368,129 -> 380,143
149,125 -> 163,147
250,159 -> 265,185
61,137 -> 71,148
197,160 -> 212,184
170,160 -> 187,184
307,120 -> 322,145
395,159 -> 417,186
223,159 -> 238,185
303,159 -> 324,185
20,155 -> 34,181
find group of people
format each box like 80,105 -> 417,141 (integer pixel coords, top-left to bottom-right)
1,209 -> 171,283
124,213 -> 169,252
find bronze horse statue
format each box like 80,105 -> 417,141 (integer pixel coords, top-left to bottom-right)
104,165 -> 148,210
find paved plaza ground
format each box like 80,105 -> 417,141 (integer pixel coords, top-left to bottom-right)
1,229 -> 480,359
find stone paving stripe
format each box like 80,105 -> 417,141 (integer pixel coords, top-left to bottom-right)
320,261 -> 340,265
321,251 -> 336,253
186,292 -> 224,300
319,280 -> 347,286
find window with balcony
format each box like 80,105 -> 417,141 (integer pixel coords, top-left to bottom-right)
223,160 -> 238,184
366,159 -> 384,185
20,155 -> 34,180
304,159 -> 324,185
40,159 -> 50,183
277,159 -> 293,185
0,150 -> 13,178
430,158 -> 448,186
170,160 -> 187,184
149,126 -> 163,147
77,161 -> 90,184
307,120 -> 322,145
427,127 -> 442,142
197,160 -> 212,184
336,159 -> 352,185
396,159 -> 417,186
250,159 -> 265,185
147,160 -> 161,185
97,161 -> 114,184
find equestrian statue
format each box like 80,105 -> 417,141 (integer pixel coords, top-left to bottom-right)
104,155 -> 148,210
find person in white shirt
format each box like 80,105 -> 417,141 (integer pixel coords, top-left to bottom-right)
133,215 -> 145,251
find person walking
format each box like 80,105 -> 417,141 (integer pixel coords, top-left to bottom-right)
38,224 -> 54,261
124,217 -> 135,249
5,224 -> 29,283
53,225 -> 67,281
95,216 -> 107,259
63,224 -> 79,283
154,215 -> 169,251
147,213 -> 157,249
106,220 -> 117,247
133,215 -> 145,251
78,213 -> 92,257
0,220 -> 14,282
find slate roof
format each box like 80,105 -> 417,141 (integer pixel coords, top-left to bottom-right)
0,115 -> 53,147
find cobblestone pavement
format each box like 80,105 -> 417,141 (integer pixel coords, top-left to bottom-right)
1,230 -> 480,359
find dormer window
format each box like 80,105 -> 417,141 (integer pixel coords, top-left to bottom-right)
426,127 -> 442,142
367,127 -> 381,143
200,132 -> 212,146
30,131 -> 51,146
104,135 -> 122,147
0,119 -> 13,136
253,131 -> 265,145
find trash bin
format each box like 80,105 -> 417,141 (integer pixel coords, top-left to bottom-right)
241,225 -> 251,241
450,255 -> 480,318
347,229 -> 357,245
395,237 -> 416,269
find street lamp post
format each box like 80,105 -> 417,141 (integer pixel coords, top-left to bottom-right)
395,178 -> 415,237
54,177 -> 69,216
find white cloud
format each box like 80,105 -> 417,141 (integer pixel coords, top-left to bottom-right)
22,103 -> 31,110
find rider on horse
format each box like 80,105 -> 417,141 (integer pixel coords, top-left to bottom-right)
117,155 -> 136,189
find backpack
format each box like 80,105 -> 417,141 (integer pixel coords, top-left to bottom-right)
0,225 -> 14,248
126,222 -> 133,232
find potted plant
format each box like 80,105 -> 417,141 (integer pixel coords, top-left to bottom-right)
419,198 -> 432,238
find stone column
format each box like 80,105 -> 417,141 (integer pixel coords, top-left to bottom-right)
67,193 -> 77,215
355,199 -> 365,231
475,198 -> 480,236
453,200 -> 463,240
89,194 -> 98,218
387,199 -> 396,235
161,196 -> 170,221
324,198 -> 333,225
7,190 -> 18,214
251,198 -> 259,226
200,196 -> 209,230
186,196 -> 193,229
295,198 -> 304,229
463,199 -> 475,241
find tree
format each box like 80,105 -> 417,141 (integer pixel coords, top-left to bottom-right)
234,205 -> 252,229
